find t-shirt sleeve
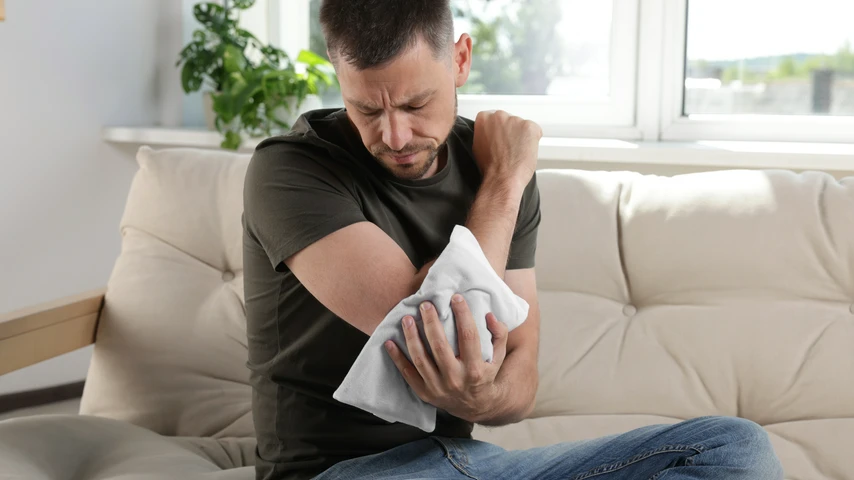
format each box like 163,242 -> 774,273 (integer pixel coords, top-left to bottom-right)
506,174 -> 542,270
243,143 -> 366,271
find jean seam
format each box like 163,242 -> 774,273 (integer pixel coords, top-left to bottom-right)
646,451 -> 698,480
572,444 -> 705,480
432,437 -> 480,480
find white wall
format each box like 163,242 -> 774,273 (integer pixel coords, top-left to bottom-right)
0,0 -> 184,394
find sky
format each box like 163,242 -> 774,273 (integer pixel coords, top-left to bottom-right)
687,0 -> 854,61
453,0 -> 854,62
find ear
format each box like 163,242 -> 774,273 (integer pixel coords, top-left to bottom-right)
452,33 -> 473,88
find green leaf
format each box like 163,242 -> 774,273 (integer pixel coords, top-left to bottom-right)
236,28 -> 261,43
231,0 -> 256,9
181,61 -> 204,93
193,4 -> 229,30
261,70 -> 298,103
212,92 -> 236,124
296,49 -> 330,67
221,131 -> 242,150
223,44 -> 247,74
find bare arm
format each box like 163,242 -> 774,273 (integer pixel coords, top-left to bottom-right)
465,177 -> 524,279
285,177 -> 523,336
475,268 -> 540,425
285,222 -> 433,335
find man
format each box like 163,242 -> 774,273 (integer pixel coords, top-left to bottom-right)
242,1 -> 784,479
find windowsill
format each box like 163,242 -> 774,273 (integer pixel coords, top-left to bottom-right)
103,126 -> 854,172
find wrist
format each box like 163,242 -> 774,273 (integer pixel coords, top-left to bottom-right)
469,382 -> 504,423
480,172 -> 527,201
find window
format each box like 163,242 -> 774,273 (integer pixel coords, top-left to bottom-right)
307,0 -> 342,108
453,0 -> 612,98
685,0 -> 854,117
653,0 -> 854,143
268,0 -> 854,144
296,0 -> 639,137
450,0 -> 639,136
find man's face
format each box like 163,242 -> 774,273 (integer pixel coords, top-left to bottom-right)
335,35 -> 472,180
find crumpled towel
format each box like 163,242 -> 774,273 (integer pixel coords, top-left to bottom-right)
333,225 -> 530,432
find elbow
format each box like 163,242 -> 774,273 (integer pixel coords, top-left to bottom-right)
520,391 -> 537,420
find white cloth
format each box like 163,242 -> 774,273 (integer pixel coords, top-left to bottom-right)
333,225 -> 530,432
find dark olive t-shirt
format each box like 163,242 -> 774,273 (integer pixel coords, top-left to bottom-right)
242,108 -> 541,480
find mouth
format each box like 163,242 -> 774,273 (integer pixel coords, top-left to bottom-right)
390,152 -> 419,165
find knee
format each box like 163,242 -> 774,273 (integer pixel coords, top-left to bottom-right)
700,417 -> 784,479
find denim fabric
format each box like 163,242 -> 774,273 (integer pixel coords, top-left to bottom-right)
314,416 -> 784,480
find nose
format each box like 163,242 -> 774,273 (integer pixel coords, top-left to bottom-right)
381,111 -> 413,152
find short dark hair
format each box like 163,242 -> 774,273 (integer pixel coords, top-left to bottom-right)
319,0 -> 455,70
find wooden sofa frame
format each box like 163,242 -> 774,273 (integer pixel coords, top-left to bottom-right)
0,289 -> 106,376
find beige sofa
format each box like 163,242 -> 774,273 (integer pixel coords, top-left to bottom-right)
1,146 -> 853,480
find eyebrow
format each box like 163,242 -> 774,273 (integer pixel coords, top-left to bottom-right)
347,89 -> 437,111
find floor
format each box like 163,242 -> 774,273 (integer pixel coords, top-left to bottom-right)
0,398 -> 81,422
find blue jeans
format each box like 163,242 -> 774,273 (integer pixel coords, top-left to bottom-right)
314,416 -> 784,480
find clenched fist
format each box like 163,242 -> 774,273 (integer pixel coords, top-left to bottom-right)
472,110 -> 543,193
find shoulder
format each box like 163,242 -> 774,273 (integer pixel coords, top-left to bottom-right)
452,115 -> 475,144
248,109 -> 355,183
246,137 -> 327,184
447,115 -> 476,162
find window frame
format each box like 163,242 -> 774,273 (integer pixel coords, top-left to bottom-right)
454,0 -> 641,138
657,0 -> 854,144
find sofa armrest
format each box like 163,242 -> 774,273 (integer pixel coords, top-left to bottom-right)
0,288 -> 106,375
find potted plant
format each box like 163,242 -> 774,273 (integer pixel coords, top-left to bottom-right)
177,0 -> 337,149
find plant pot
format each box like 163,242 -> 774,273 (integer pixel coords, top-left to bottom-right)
203,92 -> 218,131
272,94 -> 323,130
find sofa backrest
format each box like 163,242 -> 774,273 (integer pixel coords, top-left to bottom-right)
81,147 -> 854,442
80,147 -> 252,438
532,168 -> 854,427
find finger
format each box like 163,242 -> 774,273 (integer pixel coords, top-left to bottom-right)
401,315 -> 440,386
384,340 -> 428,400
419,301 -> 458,377
451,294 -> 482,365
486,312 -> 508,368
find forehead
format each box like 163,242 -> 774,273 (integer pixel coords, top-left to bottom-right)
336,40 -> 450,104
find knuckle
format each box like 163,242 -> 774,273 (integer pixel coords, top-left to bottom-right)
466,367 -> 484,384
447,379 -> 463,394
460,328 -> 478,343
411,355 -> 425,369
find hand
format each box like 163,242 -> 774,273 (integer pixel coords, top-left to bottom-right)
472,110 -> 543,193
384,294 -> 509,423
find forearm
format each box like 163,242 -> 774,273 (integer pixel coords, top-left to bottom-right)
475,347 -> 539,426
465,176 -> 525,278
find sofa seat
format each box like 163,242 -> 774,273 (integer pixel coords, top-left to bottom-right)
0,415 -> 254,480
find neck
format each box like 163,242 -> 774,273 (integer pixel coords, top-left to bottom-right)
420,145 -> 447,180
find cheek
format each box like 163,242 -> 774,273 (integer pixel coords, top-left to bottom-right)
353,118 -> 382,145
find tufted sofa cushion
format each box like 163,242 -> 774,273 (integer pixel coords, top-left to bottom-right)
79,147 -> 253,444
0,415 -> 254,479
472,168 -> 854,480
